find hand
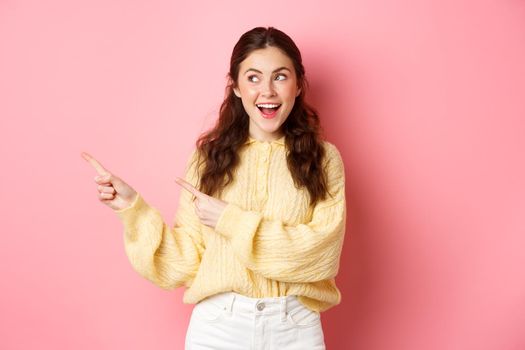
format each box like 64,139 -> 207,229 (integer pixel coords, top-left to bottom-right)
81,151 -> 138,211
174,177 -> 228,229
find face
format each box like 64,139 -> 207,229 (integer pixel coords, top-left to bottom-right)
233,46 -> 301,142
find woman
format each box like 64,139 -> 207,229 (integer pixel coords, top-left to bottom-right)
82,26 -> 346,350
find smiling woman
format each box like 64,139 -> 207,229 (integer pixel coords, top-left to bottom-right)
84,26 -> 346,350
233,47 -> 301,138
196,27 -> 333,209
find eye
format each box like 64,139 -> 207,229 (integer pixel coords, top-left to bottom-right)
248,75 -> 259,83
275,73 -> 287,81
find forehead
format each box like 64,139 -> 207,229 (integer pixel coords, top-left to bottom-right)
240,46 -> 294,72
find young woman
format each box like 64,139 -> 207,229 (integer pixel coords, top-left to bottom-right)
82,26 -> 346,350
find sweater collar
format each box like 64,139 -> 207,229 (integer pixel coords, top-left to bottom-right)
245,134 -> 286,146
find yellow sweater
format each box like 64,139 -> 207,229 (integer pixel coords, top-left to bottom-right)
114,134 -> 347,313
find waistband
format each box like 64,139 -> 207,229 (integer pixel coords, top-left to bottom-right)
198,291 -> 304,322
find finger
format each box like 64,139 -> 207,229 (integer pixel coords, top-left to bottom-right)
99,192 -> 114,200
98,185 -> 115,194
81,152 -> 110,176
193,204 -> 202,217
194,198 -> 202,210
94,175 -> 112,184
175,177 -> 205,199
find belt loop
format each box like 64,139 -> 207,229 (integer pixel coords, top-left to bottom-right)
225,293 -> 235,316
280,296 -> 287,323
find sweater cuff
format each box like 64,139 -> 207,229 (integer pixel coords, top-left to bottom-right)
215,202 -> 262,240
114,193 -> 146,221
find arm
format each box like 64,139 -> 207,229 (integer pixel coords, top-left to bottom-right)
214,143 -> 346,283
114,149 -> 205,290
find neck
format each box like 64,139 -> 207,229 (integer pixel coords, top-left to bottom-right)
249,132 -> 285,143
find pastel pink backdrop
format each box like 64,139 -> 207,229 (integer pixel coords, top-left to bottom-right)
1,0 -> 524,349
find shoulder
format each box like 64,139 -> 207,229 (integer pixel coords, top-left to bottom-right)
319,140 -> 346,200
185,147 -> 199,169
183,147 -> 205,182
321,140 -> 344,166
320,140 -> 345,184
321,140 -> 338,153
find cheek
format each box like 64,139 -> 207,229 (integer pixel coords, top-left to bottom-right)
246,86 -> 259,98
278,83 -> 298,99
238,86 -> 257,101
240,90 -> 258,112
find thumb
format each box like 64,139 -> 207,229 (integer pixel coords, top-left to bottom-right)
103,173 -> 136,199
104,172 -> 125,189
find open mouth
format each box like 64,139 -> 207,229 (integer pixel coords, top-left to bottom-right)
256,103 -> 282,116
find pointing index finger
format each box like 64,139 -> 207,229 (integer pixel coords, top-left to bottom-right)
175,177 -> 204,199
81,152 -> 109,175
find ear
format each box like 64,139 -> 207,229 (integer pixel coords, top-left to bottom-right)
233,87 -> 241,98
228,76 -> 241,98
296,87 -> 302,97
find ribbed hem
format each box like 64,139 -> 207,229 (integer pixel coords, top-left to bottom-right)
114,193 -> 144,219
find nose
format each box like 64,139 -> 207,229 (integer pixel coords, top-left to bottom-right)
261,78 -> 276,97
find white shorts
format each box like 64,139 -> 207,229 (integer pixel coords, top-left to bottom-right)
185,291 -> 326,349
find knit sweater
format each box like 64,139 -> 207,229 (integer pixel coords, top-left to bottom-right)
114,134 -> 347,313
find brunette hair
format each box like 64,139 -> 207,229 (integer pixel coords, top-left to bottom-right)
193,26 -> 330,208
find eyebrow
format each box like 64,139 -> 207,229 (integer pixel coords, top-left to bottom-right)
243,67 -> 292,75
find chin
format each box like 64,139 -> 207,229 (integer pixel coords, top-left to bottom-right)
262,123 -> 284,133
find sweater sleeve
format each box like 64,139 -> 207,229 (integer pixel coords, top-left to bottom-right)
113,149 -> 205,290
214,143 -> 347,283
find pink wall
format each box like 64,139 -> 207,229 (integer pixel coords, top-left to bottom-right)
1,0 -> 524,349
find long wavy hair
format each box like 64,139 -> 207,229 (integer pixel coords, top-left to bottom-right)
193,26 -> 330,208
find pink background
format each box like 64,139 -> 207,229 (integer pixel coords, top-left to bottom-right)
1,0 -> 524,349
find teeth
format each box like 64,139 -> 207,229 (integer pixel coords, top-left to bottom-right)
256,103 -> 280,108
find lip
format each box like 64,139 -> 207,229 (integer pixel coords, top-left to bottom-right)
257,104 -> 281,119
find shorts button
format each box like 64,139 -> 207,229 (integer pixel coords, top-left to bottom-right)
256,302 -> 265,311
